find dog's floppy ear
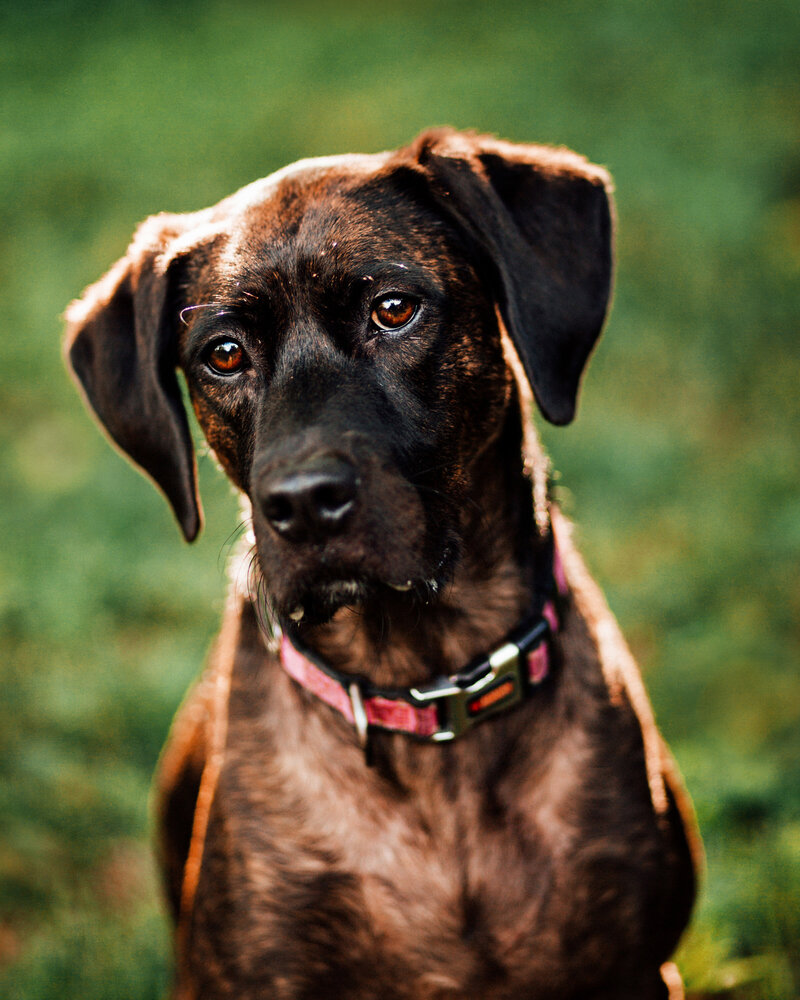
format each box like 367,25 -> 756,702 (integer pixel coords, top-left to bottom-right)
65,213 -> 210,541
412,129 -> 614,425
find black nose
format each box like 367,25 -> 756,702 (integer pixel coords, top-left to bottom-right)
259,454 -> 359,542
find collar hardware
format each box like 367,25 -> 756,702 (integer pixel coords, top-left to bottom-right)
348,682 -> 369,749
409,639 -> 525,742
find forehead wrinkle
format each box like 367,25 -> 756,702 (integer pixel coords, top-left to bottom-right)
208,176 -> 342,282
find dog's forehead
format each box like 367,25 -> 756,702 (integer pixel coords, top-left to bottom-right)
205,150 -> 453,279
215,152 -> 393,218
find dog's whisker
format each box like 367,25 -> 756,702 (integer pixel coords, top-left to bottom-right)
217,518 -> 250,574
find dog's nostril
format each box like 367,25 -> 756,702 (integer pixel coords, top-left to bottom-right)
263,493 -> 294,530
259,455 -> 358,541
313,483 -> 355,522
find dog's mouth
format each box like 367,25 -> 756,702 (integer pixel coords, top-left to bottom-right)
280,575 -> 438,627
285,577 -> 370,626
267,540 -> 458,628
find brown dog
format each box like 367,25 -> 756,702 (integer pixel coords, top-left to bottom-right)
66,129 -> 698,999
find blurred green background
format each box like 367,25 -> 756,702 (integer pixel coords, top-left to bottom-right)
1,0 -> 798,996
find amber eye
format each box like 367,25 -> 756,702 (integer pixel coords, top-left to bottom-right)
206,339 -> 246,375
370,295 -> 418,332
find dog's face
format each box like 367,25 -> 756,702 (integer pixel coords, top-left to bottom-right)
66,130 -> 613,625
180,162 -> 515,622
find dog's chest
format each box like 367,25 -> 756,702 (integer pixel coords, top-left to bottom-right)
189,674 -> 662,999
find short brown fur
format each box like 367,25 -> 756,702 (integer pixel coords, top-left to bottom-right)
65,129 -> 698,999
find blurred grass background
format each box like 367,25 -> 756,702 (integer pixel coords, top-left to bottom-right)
1,0 -> 798,996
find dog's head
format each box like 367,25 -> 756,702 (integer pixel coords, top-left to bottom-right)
66,129 -> 612,625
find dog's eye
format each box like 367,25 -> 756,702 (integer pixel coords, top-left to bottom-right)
370,295 -> 418,332
205,339 -> 246,375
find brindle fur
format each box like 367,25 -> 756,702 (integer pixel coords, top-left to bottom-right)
66,129 -> 698,999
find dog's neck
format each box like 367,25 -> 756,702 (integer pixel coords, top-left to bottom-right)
288,398 -> 551,689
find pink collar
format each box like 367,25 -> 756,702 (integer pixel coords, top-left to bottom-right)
279,547 -> 568,746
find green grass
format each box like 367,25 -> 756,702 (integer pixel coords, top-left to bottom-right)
1,1 -> 799,995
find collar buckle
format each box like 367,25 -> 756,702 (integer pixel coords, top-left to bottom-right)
409,641 -> 524,742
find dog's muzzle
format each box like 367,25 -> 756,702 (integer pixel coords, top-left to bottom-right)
249,432 -> 442,624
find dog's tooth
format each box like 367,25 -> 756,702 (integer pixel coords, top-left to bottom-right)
289,606 -> 305,622
389,581 -> 413,592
